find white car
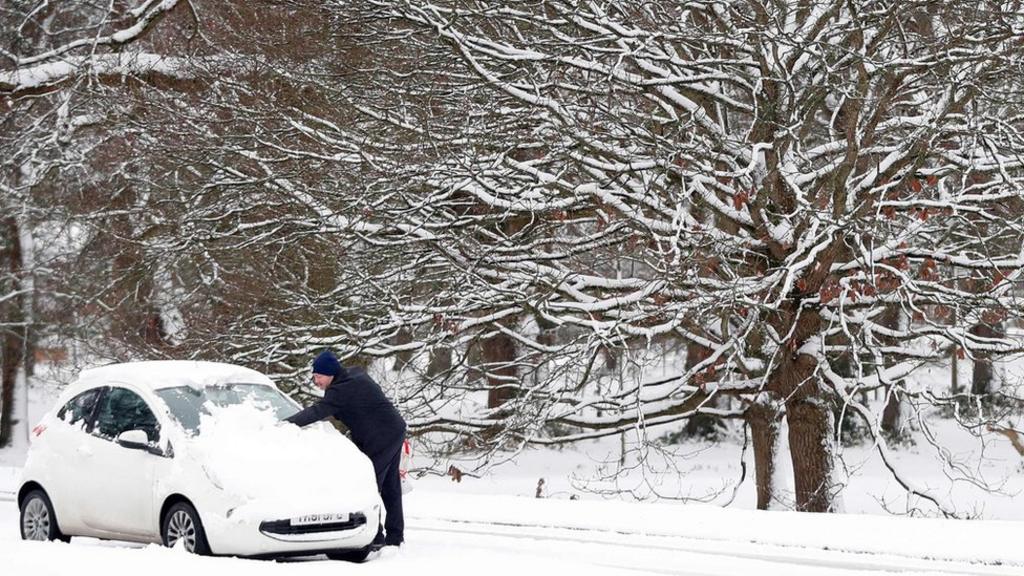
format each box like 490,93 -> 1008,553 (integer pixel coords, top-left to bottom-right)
18,361 -> 382,561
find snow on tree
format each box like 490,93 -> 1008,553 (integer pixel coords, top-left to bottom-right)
315,0 -> 1024,513
3,0 -> 1024,516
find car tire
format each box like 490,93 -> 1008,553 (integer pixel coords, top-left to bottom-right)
326,546 -> 372,563
161,501 -> 211,555
20,489 -> 70,543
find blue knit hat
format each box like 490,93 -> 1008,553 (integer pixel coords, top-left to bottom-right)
312,349 -> 342,376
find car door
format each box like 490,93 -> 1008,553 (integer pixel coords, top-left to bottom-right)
78,386 -> 164,539
44,386 -> 105,535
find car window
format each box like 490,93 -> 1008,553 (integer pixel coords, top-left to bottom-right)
56,388 -> 103,431
156,383 -> 300,434
94,387 -> 161,444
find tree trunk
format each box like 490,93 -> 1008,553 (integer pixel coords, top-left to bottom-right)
426,345 -> 452,378
951,344 -> 961,395
970,322 -> 1003,396
481,330 -> 518,409
19,214 -> 35,379
0,214 -> 25,448
881,389 -> 901,436
878,305 -> 904,438
766,298 -> 840,512
684,340 -> 720,438
747,395 -> 782,510
107,190 -> 166,351
474,214 -> 527,410
787,393 -> 839,512
531,319 -> 556,387
392,326 -> 414,371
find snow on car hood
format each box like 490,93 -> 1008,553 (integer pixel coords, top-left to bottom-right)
182,403 -> 381,518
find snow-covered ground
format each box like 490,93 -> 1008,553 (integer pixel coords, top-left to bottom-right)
2,484 -> 1023,575
417,412 -> 1024,521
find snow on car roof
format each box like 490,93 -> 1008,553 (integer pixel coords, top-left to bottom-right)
74,360 -> 275,391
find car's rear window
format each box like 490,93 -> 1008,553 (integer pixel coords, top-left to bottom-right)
56,388 -> 102,431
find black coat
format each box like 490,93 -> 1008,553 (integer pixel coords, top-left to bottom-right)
285,367 -> 406,456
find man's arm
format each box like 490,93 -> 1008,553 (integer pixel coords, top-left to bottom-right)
284,387 -> 342,427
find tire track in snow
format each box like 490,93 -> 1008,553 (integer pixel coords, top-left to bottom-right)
2,493 -> 1018,575
408,516 -> 1022,576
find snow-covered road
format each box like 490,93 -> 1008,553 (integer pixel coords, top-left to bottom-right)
2,485 -> 1022,576
407,517 -> 1019,576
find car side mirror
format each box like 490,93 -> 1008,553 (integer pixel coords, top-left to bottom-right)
117,429 -> 149,447
117,429 -> 168,457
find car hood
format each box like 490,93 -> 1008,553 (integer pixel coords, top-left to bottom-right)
180,405 -> 381,517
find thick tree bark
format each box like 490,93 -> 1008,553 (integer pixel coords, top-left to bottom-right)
787,394 -> 839,512
481,330 -> 518,409
766,289 -> 840,512
747,395 -> 782,510
478,215 -> 528,409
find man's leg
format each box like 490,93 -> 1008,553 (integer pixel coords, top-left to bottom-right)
370,440 -> 405,546
379,440 -> 405,545
369,449 -> 390,547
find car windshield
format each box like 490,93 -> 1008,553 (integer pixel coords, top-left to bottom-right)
155,383 -> 300,434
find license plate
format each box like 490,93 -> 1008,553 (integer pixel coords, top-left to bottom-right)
291,512 -> 349,526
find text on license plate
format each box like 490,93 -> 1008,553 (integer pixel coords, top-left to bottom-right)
291,513 -> 350,526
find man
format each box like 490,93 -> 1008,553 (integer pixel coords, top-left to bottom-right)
284,349 -> 407,548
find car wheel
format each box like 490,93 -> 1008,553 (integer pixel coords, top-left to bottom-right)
161,501 -> 211,555
20,489 -> 70,543
326,546 -> 372,563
